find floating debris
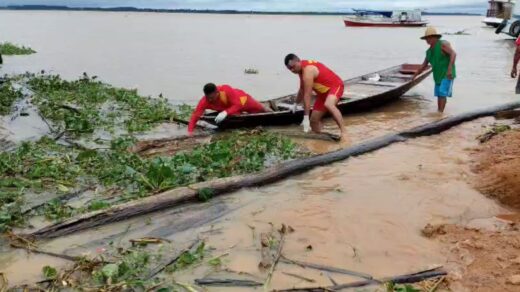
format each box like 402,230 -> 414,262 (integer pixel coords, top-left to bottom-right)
244,68 -> 259,74
444,30 -> 470,36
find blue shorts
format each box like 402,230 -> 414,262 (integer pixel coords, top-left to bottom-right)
434,79 -> 454,98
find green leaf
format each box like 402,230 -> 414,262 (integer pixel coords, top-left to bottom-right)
57,184 -> 70,193
88,200 -> 110,211
101,263 -> 119,279
42,265 -> 58,280
208,257 -> 222,267
198,188 -> 214,202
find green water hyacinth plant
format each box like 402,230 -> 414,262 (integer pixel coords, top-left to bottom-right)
0,42 -> 36,55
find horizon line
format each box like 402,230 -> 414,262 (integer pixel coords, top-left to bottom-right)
0,5 -> 484,15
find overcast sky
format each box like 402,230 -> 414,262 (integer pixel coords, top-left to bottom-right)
0,0 -> 488,13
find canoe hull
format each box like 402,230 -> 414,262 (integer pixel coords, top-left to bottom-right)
344,19 -> 428,27
201,64 -> 432,130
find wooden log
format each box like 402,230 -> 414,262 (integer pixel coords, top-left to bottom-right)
494,109 -> 520,120
194,278 -> 263,287
10,242 -> 80,262
281,272 -> 316,283
29,101 -> 520,239
272,131 -> 341,142
272,268 -> 447,292
129,133 -> 212,157
280,256 -> 373,280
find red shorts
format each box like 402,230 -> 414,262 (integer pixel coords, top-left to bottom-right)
313,84 -> 344,112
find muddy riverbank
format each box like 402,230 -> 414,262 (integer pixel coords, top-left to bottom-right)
422,124 -> 520,292
3,116 -> 518,291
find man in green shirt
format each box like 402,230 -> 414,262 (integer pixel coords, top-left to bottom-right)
413,27 -> 457,113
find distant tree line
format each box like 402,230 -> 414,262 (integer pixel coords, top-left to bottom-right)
0,5 -> 482,16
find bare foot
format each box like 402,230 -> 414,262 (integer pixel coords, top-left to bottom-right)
339,129 -> 350,144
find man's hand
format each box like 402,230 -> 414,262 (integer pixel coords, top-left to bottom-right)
446,68 -> 453,80
215,111 -> 228,124
301,115 -> 311,133
512,67 -> 518,79
291,103 -> 297,113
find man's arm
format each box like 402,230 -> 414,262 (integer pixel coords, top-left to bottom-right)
295,88 -> 303,104
512,45 -> 520,78
187,98 -> 208,134
441,41 -> 457,79
412,58 -> 429,80
302,66 -> 317,116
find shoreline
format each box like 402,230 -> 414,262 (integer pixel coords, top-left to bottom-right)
0,6 -> 483,16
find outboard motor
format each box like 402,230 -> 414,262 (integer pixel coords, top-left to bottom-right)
509,20 -> 520,37
496,19 -> 509,34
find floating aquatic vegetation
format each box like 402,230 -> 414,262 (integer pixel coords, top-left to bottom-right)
32,242 -> 199,291
26,72 -> 184,137
0,131 -> 303,230
0,81 -> 23,115
0,42 -> 36,55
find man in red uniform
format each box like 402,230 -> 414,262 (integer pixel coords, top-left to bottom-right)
511,35 -> 520,93
284,54 -> 346,139
188,83 -> 268,135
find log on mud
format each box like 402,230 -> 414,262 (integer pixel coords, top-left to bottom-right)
194,278 -> 263,287
280,256 -> 373,280
129,133 -> 212,157
272,130 -> 341,142
29,101 -> 520,239
273,268 -> 447,292
494,109 -> 520,120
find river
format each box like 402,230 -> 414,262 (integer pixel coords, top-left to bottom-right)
0,11 -> 518,290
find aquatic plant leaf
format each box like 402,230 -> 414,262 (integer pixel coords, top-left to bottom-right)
42,266 -> 58,280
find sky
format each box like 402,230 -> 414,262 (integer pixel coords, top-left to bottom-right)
0,0 -> 489,13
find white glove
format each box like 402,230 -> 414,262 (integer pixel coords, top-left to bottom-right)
291,103 -> 297,113
301,115 -> 311,133
215,111 -> 228,124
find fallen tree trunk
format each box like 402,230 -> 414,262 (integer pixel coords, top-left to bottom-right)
272,268 -> 447,291
129,133 -> 213,157
494,109 -> 520,120
29,101 -> 520,239
280,256 -> 373,280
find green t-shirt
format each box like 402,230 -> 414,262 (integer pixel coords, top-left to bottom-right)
426,40 -> 456,85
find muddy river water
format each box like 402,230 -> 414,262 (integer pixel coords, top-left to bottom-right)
0,11 -> 519,290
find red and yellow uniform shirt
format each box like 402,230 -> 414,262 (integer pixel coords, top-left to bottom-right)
299,60 -> 344,112
188,85 -> 264,132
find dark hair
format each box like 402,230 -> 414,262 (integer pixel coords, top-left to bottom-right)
203,83 -> 217,95
284,53 -> 298,66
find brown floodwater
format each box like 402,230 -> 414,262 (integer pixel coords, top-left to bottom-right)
0,11 -> 519,290
0,118 -> 510,290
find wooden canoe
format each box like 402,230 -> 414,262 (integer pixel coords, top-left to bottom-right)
200,64 -> 432,129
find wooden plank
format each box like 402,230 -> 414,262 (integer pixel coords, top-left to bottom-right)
356,81 -> 400,87
384,73 -> 414,79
